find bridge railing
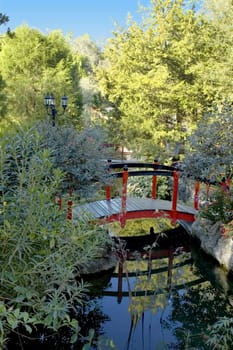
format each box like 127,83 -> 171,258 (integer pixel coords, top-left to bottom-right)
106,160 -> 232,218
105,160 -> 176,198
55,160 -> 230,223
105,160 -> 200,226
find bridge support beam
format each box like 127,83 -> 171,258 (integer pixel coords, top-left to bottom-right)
167,248 -> 174,291
194,181 -> 200,210
120,165 -> 128,228
171,170 -> 179,222
152,159 -> 158,199
67,198 -> 73,220
106,159 -> 112,200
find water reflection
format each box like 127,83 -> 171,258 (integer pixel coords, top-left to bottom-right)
8,228 -> 233,349
86,233 -> 233,350
100,240 -> 194,349
106,245 -> 193,303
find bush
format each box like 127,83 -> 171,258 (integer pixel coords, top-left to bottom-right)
206,317 -> 233,350
0,127 -> 111,348
37,122 -> 110,197
127,175 -> 170,199
199,188 -> 233,224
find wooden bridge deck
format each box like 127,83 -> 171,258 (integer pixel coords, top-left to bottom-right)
72,197 -> 197,223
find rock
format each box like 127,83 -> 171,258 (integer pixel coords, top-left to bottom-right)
191,217 -> 233,271
79,250 -> 118,275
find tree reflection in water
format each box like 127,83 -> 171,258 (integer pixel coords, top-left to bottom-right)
165,242 -> 233,349
8,228 -> 233,349
97,231 -> 233,350
107,237 -> 194,349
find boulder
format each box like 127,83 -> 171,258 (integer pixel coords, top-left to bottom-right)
191,217 -> 233,271
79,254 -> 118,275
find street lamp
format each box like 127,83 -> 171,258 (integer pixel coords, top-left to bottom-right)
44,93 -> 68,126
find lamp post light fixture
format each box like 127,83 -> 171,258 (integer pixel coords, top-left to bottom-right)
44,93 -> 68,126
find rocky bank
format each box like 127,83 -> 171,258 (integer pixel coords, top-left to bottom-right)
191,217 -> 233,272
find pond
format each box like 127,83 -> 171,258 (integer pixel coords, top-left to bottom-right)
8,224 -> 233,350
81,229 -> 233,350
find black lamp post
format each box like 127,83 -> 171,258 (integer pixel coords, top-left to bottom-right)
44,93 -> 68,126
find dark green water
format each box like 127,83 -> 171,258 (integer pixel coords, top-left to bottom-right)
8,231 -> 233,349
83,238 -> 233,350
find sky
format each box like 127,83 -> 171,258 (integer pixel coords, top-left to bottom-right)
0,0 -> 151,44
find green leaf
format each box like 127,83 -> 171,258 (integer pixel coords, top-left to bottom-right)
50,238 -> 55,249
25,324 -> 33,334
70,333 -> 78,344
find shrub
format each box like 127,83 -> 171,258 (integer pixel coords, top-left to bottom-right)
0,127 -> 111,348
199,188 -> 233,224
127,175 -> 170,199
37,122 -> 110,197
206,317 -> 233,349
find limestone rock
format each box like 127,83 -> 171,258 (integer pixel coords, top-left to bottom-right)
191,217 -> 233,271
79,251 -> 118,275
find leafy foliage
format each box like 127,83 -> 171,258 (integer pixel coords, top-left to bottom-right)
109,218 -> 174,237
37,122 -> 111,197
199,189 -> 233,224
181,107 -> 233,228
0,12 -> 11,36
95,0 -> 222,158
206,316 -> 233,349
0,25 -> 82,127
127,175 -> 170,199
0,126 -> 111,347
182,108 -> 233,181
1,122 -> 111,198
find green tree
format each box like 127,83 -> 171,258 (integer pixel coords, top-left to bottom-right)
72,34 -> 113,128
37,122 -> 110,197
182,108 -> 233,181
95,0 -> 227,158
0,25 -> 82,128
201,0 -> 233,104
0,13 -> 9,122
72,34 -> 102,76
0,13 -> 11,36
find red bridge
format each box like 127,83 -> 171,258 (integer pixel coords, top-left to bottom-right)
72,160 -> 200,226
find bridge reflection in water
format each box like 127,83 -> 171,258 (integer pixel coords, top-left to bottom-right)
105,226 -> 203,302
95,230 -> 233,350
106,244 -> 206,304
100,239 -> 196,349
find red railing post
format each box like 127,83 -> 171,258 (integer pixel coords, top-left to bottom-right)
67,199 -> 73,220
152,158 -> 158,199
227,177 -> 231,196
194,181 -> 200,210
67,189 -> 73,220
56,193 -> 62,210
206,181 -> 210,200
120,165 -> 128,228
221,177 -> 231,197
106,159 -> 112,200
172,170 -> 179,213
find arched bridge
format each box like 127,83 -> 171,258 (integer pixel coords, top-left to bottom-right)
72,160 -> 200,227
